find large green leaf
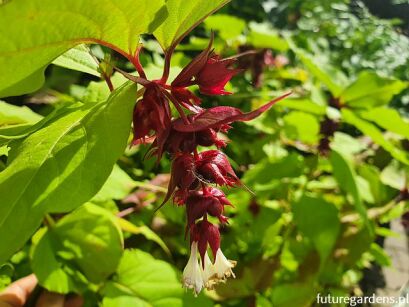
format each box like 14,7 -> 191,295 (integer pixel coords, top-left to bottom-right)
153,0 -> 230,50
293,195 -> 340,265
329,150 -> 370,230
102,250 -> 183,307
340,71 -> 407,109
342,109 -> 409,165
30,203 -> 123,293
0,0 -> 166,97
0,82 -> 137,264
0,101 -> 42,126
52,44 -> 100,77
361,107 -> 409,139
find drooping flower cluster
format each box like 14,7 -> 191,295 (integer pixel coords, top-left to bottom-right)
127,37 -> 290,295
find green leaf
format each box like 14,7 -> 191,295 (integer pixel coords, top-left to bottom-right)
153,0 -> 230,50
283,111 -> 320,144
0,101 -> 43,126
92,165 -> 137,203
341,71 -> 407,109
270,281 -> 317,307
289,45 -> 348,97
102,250 -> 183,307
329,150 -> 370,230
0,82 -> 137,264
293,195 -> 340,265
30,204 -> 123,293
361,107 -> 409,139
117,218 -> 171,256
330,132 -> 366,159
278,98 -> 326,115
247,22 -> 289,51
52,45 -> 99,77
342,109 -> 409,165
0,0 -> 166,96
204,14 -> 246,40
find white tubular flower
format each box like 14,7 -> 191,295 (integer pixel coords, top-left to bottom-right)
182,241 -> 204,296
213,248 -> 237,280
201,252 -> 217,290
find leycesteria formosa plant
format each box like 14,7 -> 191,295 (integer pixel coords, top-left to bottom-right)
119,35 -> 290,295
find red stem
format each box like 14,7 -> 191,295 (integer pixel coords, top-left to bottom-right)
131,45 -> 147,79
160,45 -> 176,84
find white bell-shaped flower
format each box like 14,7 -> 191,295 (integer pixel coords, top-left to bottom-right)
182,241 -> 204,296
213,248 -> 236,280
201,252 -> 217,289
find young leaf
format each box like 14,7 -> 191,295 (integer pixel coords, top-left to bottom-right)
0,82 -> 137,264
102,250 -> 183,307
153,0 -> 230,50
30,203 -> 124,293
340,71 -> 407,109
0,0 -> 166,97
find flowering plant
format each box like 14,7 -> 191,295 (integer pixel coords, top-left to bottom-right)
126,35 -> 289,294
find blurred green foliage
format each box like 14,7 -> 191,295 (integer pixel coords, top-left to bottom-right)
0,0 -> 409,306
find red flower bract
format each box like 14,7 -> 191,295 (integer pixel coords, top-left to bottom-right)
196,55 -> 240,95
186,187 -> 231,228
132,83 -> 171,156
196,150 -> 240,186
172,92 -> 292,133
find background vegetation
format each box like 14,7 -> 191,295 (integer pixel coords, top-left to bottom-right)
0,0 -> 408,306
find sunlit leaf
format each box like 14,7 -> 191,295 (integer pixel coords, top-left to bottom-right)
341,71 -> 407,109
153,0 -> 230,50
0,83 -> 137,264
52,44 -> 99,77
342,109 -> 409,165
0,0 -> 166,96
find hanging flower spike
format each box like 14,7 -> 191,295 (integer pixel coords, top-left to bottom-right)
120,30 -> 291,295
